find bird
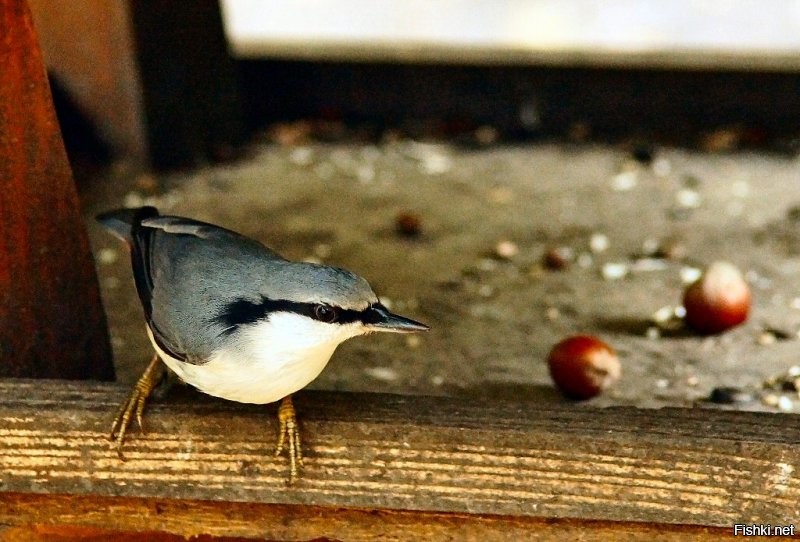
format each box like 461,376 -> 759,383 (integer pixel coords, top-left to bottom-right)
97,206 -> 429,481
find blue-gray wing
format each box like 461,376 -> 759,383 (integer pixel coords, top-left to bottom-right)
97,207 -> 285,364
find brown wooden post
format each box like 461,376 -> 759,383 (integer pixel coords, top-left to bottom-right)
0,0 -> 114,379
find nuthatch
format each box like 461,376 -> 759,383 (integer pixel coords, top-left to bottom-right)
98,206 -> 429,480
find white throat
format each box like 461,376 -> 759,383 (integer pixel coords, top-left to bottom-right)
149,313 -> 364,404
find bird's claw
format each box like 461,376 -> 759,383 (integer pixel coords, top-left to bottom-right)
275,395 -> 303,482
110,354 -> 163,458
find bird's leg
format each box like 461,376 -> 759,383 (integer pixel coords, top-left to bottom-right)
110,353 -> 165,458
275,395 -> 303,482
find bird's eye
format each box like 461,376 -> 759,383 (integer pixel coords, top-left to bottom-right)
314,304 -> 338,323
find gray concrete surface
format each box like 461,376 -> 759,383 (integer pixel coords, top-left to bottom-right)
84,140 -> 800,412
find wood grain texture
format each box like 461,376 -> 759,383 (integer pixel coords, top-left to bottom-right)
0,494 -> 736,541
0,0 -> 113,379
0,379 -> 799,533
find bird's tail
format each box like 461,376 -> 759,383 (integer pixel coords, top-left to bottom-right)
96,206 -> 159,244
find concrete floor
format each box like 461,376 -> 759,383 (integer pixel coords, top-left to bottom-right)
83,138 -> 800,413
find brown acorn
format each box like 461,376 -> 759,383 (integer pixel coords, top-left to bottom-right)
547,335 -> 621,400
683,261 -> 750,335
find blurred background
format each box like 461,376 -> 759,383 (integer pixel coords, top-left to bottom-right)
26,0 -> 800,411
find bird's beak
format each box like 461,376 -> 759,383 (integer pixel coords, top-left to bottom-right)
363,303 -> 430,333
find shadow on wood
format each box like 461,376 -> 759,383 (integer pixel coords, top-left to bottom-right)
0,0 -> 113,379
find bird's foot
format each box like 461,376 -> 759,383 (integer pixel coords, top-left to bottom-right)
275,395 -> 303,483
110,354 -> 164,458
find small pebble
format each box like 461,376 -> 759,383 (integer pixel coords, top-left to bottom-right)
710,386 -> 753,404
675,189 -> 702,209
778,395 -> 794,411
601,262 -> 629,280
680,266 -> 702,284
757,331 -> 777,346
630,258 -> 669,272
544,306 -> 560,320
611,170 -> 638,191
365,367 -> 399,382
762,393 -> 780,407
494,240 -> 519,259
395,211 -> 423,237
589,233 -> 609,254
686,375 -> 699,387
431,375 -> 444,386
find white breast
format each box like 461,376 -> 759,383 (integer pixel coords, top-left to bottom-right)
147,313 -> 363,404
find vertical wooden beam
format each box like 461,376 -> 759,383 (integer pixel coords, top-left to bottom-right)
0,0 -> 114,380
129,0 -> 244,170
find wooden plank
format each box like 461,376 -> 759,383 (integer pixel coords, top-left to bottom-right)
0,493 -> 735,541
0,0 -> 113,379
1,379 -> 799,533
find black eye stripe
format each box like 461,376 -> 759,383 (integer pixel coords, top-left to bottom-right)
215,296 -> 373,335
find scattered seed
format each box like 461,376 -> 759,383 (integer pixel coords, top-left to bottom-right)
365,367 -> 399,382
611,170 -> 638,191
686,375 -> 699,387
778,395 -> 794,411
645,326 -> 660,339
589,233 -> 609,254
630,258 -> 669,272
655,378 -> 670,389
431,375 -> 444,386
494,240 -> 519,259
544,306 -> 560,320
680,266 -> 702,284
762,393 -> 780,407
543,246 -> 573,270
405,335 -> 421,349
395,211 -> 422,237
757,331 -> 777,346
675,189 -> 702,209
601,262 -> 629,280
710,386 -> 753,404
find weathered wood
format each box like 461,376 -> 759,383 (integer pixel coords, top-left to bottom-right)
1,379 -> 798,535
0,0 -> 113,379
0,493 -> 735,541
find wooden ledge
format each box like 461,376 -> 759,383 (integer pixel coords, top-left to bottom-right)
0,379 -> 798,539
